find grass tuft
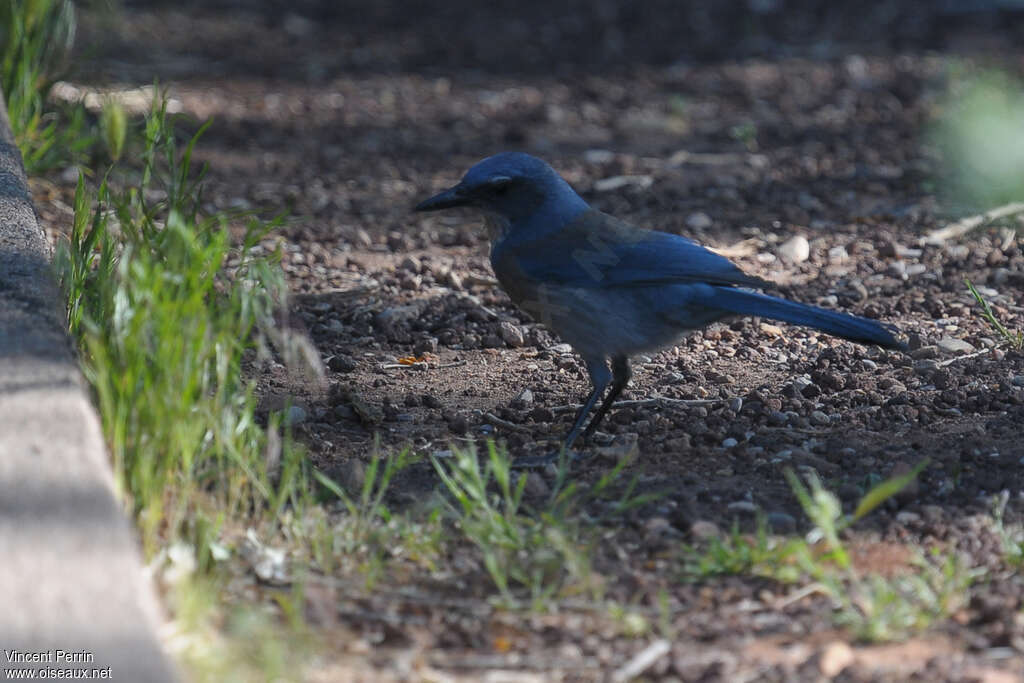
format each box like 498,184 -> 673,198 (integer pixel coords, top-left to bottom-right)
55,96 -> 308,552
966,278 -> 1024,351
1,0 -> 96,172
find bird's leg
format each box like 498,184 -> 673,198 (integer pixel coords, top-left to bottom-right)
582,355 -> 630,441
513,357 -> 610,468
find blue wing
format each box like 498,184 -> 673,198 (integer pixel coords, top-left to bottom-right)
493,209 -> 768,291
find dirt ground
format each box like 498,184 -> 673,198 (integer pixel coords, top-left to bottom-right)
34,1 -> 1024,680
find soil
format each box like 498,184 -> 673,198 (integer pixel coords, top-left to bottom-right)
32,1 -> 1024,680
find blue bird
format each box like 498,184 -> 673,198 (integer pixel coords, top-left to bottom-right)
415,153 -> 904,463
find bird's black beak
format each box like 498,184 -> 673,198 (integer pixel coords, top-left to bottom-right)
413,184 -> 470,212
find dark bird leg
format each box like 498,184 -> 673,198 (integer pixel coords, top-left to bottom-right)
513,357 -> 610,468
582,355 -> 630,441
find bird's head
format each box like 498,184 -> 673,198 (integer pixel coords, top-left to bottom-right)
413,152 -> 587,225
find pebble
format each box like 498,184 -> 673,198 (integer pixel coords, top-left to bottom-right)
286,405 -> 307,425
327,354 -> 357,372
686,211 -> 713,230
810,410 -> 830,426
895,511 -> 921,525
413,336 -> 438,355
729,397 -> 743,413
778,235 -> 810,263
513,388 -> 534,406
689,520 -> 721,540
499,321 -> 525,347
727,500 -> 758,513
910,345 -> 938,359
766,511 -> 796,534
936,336 -> 975,354
550,343 -> 573,354
521,472 -> 550,498
818,641 -> 854,678
721,437 -> 738,448
593,174 -> 653,192
828,245 -> 849,263
1012,375 -> 1024,387
445,270 -> 464,291
399,255 -> 421,273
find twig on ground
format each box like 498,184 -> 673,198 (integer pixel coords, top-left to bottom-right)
483,412 -> 531,434
937,348 -> 993,367
380,360 -> 468,371
612,639 -> 672,683
925,202 -> 1024,244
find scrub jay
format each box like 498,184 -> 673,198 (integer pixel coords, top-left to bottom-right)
415,153 -> 904,463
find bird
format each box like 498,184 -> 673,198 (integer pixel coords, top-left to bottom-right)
414,152 -> 904,464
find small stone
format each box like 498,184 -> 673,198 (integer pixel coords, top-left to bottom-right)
778,235 -> 810,263
895,511 -> 921,525
513,388 -> 534,406
721,437 -> 738,448
499,321 -> 525,347
445,270 -> 463,291
593,174 -> 653,192
910,345 -> 939,360
353,228 -> 373,248
818,641 -> 854,678
727,500 -> 758,513
413,336 -> 438,355
399,255 -> 422,273
729,397 -> 743,413
686,211 -> 713,230
690,520 -> 720,541
584,149 -> 615,164
550,343 -> 573,354
766,511 -> 796,534
444,412 -> 470,434
286,405 -> 307,425
327,354 -> 357,372
1012,375 -> 1024,387
810,410 -> 830,426
556,356 -> 576,370
521,472 -> 550,498
936,336 -> 975,354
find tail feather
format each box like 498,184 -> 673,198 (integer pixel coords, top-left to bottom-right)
706,288 -> 906,350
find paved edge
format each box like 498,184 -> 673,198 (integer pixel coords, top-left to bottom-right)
0,91 -> 178,681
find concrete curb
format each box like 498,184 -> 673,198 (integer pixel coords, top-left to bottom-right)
0,91 -> 176,681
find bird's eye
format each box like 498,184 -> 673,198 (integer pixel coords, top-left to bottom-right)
487,176 -> 513,196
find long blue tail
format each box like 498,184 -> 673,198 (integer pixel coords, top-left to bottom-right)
705,287 -> 905,349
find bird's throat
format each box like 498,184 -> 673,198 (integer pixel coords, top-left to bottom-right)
482,213 -> 512,241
